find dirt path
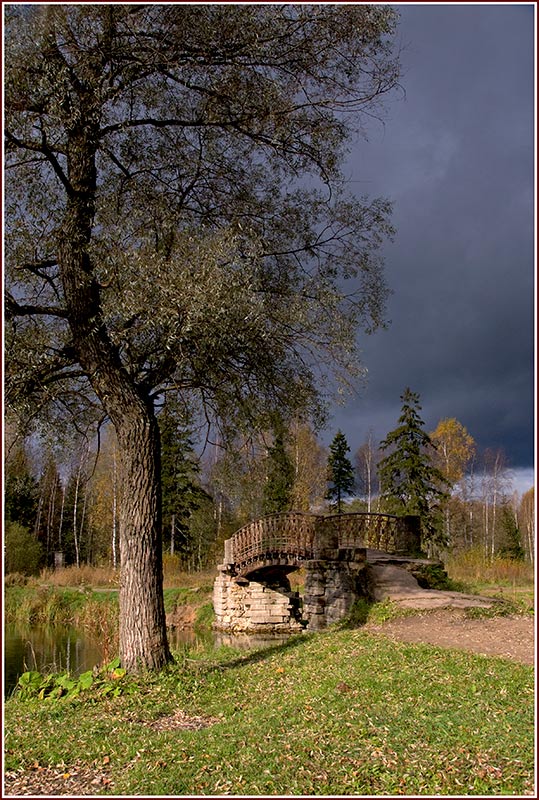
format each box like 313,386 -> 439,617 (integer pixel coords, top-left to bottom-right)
366,608 -> 535,665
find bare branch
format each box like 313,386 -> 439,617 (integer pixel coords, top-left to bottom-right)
5,292 -> 68,320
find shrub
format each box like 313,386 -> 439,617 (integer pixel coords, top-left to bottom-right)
4,521 -> 43,576
409,563 -> 456,591
194,602 -> 215,631
343,598 -> 371,626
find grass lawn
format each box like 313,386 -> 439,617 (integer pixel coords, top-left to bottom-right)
4,625 -> 534,796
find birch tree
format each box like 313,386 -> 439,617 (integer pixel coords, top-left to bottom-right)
430,418 -> 475,547
480,448 -> 509,560
518,487 -> 535,563
355,430 -> 380,513
289,422 -> 328,512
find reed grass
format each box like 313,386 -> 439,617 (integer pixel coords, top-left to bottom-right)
39,564 -> 120,588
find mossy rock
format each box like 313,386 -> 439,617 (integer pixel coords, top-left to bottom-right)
407,562 -> 453,590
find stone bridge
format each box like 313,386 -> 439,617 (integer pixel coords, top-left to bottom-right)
213,512 -> 421,633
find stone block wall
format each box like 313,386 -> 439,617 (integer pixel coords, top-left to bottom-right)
214,547 -> 370,633
302,548 -> 369,630
213,570 -> 304,633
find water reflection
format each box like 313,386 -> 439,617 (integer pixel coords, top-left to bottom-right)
4,624 -> 295,698
4,623 -> 104,698
167,627 -> 293,652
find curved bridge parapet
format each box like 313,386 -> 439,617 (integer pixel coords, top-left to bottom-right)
223,511 -> 318,577
221,511 -> 420,578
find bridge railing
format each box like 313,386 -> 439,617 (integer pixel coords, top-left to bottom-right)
322,512 -> 418,553
225,511 -> 318,568
223,512 -> 420,570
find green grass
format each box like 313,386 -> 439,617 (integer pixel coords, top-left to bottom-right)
163,585 -> 214,614
4,585 -> 93,626
4,627 -> 534,796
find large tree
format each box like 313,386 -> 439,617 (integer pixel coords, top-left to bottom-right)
378,388 -> 449,549
4,4 -> 400,672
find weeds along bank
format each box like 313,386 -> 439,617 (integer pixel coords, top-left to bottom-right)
5,551 -> 534,632
445,547 -> 534,586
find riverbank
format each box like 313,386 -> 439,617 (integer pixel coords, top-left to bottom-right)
4,621 -> 534,796
4,571 -> 216,635
4,574 -> 216,692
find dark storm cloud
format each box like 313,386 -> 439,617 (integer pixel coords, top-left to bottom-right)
326,3 -> 534,478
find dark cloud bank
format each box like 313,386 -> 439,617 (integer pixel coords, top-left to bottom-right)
324,3 -> 534,491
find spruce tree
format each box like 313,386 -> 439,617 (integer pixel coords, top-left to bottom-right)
499,504 -> 525,561
378,388 -> 449,546
159,407 -> 209,564
326,430 -> 356,514
262,418 -> 295,515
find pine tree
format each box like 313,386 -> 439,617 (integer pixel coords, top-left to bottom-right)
378,388 -> 449,547
326,430 -> 355,514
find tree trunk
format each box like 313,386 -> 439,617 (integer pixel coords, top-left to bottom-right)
56,118 -> 171,672
112,445 -> 118,570
58,483 -> 65,549
115,408 -> 171,673
72,464 -> 81,569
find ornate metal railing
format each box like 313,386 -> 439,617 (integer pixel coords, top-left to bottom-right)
223,511 -> 318,568
223,511 -> 420,572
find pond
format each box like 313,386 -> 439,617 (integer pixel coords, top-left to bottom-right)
3,623 -> 294,698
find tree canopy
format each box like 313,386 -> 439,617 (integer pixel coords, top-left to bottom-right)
4,3 -> 401,672
5,3 -> 399,437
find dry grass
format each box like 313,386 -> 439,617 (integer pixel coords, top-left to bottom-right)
38,561 -> 217,591
445,548 -> 534,586
39,565 -> 120,588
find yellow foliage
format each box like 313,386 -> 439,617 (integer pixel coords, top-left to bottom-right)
430,417 -> 475,485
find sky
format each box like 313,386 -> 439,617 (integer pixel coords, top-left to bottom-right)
321,2 -> 535,495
